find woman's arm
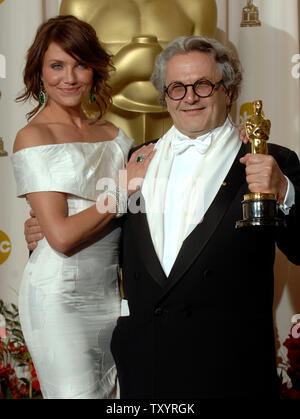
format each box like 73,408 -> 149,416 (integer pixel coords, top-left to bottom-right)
26,190 -> 116,254
25,143 -> 154,254
15,125 -> 155,254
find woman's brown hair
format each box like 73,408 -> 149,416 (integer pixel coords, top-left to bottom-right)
16,15 -> 114,121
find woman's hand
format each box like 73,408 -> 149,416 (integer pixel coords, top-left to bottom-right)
24,209 -> 44,251
237,124 -> 248,144
123,143 -> 156,195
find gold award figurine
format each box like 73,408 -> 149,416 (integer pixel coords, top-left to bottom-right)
245,100 -> 270,155
0,137 -> 8,157
241,0 -> 261,27
236,100 -> 285,228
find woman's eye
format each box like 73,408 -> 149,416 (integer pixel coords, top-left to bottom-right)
77,63 -> 87,69
51,63 -> 62,70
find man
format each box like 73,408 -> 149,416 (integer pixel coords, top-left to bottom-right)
110,36 -> 300,399
26,36 -> 300,399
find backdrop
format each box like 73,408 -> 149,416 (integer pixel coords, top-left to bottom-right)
0,0 -> 299,382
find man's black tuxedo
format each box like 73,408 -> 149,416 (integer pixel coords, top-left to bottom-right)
111,142 -> 300,399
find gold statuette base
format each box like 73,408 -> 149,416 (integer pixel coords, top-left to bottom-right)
243,192 -> 276,201
235,194 -> 286,228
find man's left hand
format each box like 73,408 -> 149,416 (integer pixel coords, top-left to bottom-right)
240,153 -> 288,204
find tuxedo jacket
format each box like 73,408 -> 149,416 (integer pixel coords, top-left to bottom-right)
111,142 -> 300,399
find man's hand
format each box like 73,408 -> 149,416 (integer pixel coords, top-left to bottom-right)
24,209 -> 44,251
240,153 -> 288,204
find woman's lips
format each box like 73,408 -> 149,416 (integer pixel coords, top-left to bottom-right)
59,87 -> 80,94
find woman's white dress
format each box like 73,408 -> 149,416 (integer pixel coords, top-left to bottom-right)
11,130 -> 133,399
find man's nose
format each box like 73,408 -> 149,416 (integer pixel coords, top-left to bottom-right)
184,85 -> 199,103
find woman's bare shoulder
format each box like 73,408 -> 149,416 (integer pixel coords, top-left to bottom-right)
13,122 -> 54,153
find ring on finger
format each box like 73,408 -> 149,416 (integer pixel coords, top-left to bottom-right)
137,154 -> 147,163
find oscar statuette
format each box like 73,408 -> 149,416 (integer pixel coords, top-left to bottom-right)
236,100 -> 286,228
0,137 -> 8,157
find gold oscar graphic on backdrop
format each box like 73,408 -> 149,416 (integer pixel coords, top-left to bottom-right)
60,0 -> 217,144
241,0 -> 261,27
0,137 -> 8,157
239,102 -> 253,125
0,231 -> 12,265
236,100 -> 285,228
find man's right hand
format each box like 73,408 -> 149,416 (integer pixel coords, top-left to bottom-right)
25,209 -> 44,251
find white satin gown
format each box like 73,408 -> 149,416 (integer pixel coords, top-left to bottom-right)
11,130 -> 133,399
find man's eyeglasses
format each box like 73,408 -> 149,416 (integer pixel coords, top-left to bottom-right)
164,78 -> 225,101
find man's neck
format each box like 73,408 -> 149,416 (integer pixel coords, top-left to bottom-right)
174,118 -> 228,140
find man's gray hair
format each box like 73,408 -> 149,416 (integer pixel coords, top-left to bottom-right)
150,36 -> 242,108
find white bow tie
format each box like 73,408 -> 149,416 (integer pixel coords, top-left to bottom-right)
172,133 -> 212,155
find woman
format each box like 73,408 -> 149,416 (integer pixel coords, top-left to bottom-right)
11,15 -> 154,399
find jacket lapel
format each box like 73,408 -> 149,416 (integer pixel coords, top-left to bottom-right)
165,143 -> 249,289
127,143 -> 249,291
127,195 -> 167,287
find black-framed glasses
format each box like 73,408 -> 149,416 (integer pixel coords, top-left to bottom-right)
164,78 -> 225,101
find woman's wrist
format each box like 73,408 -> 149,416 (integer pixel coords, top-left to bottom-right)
106,187 -> 128,218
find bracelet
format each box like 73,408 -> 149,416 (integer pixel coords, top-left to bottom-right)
106,187 -> 128,218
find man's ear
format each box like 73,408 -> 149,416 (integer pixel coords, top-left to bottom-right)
225,86 -> 234,107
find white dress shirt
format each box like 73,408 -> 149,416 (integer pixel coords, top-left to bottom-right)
162,121 -> 241,276
161,123 -> 295,277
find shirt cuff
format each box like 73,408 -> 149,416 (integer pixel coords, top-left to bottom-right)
279,176 -> 295,215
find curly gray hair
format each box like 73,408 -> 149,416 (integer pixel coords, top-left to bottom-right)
150,36 -> 242,109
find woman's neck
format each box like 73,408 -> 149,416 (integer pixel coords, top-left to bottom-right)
43,100 -> 88,129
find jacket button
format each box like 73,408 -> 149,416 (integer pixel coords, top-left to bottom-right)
154,307 -> 163,316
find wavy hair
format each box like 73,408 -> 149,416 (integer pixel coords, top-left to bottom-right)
16,15 -> 114,120
150,36 -> 242,110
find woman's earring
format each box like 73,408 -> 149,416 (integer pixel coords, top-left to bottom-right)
89,88 -> 95,104
39,82 -> 46,105
39,90 -> 46,105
